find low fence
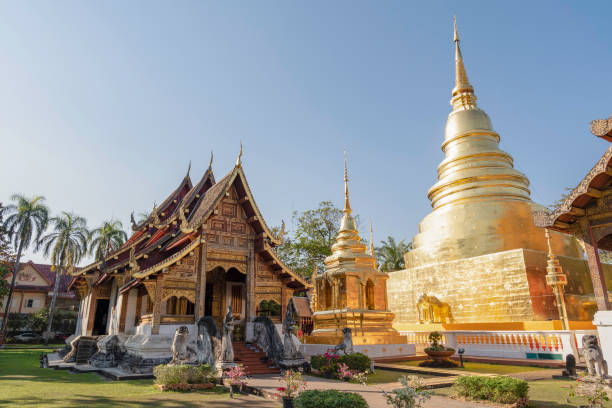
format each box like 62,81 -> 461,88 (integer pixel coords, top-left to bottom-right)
400,329 -> 598,361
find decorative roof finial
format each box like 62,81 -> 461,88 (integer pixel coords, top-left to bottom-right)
186,160 -> 192,178
344,148 -> 351,214
236,141 -> 243,167
209,151 -> 214,169
369,218 -> 375,256
451,16 -> 477,110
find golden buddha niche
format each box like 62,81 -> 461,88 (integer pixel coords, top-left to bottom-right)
387,19 -> 611,331
305,154 -> 406,345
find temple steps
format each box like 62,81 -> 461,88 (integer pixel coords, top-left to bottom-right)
232,341 -> 280,375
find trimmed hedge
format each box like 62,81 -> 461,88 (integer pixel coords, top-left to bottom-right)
153,364 -> 215,386
452,375 -> 529,405
294,389 -> 368,408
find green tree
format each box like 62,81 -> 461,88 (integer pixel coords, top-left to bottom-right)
1,195 -> 49,338
274,201 -> 360,279
0,203 -> 15,309
89,219 -> 127,264
38,211 -> 88,341
375,236 -> 412,272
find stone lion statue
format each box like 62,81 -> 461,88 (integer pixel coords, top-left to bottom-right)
333,327 -> 354,355
171,326 -> 190,364
582,335 -> 608,378
417,294 -> 453,324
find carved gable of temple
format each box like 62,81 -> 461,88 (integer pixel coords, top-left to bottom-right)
69,158 -> 310,338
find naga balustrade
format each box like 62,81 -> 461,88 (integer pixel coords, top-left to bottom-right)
400,330 -> 598,361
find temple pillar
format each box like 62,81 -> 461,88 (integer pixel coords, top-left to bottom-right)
85,286 -> 98,336
107,279 -> 119,335
151,278 -> 163,335
581,220 -> 611,311
246,241 -> 255,320
195,241 -> 208,320
118,289 -> 130,333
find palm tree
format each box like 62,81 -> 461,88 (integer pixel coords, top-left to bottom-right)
89,219 -> 127,264
38,211 -> 89,341
375,236 -> 412,272
1,195 -> 49,338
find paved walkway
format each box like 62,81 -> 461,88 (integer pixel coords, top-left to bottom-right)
248,374 -> 495,407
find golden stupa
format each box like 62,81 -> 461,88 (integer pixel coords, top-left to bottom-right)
387,19 -> 607,331
306,155 -> 406,345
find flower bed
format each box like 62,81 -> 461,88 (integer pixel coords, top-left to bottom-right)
310,350 -> 371,380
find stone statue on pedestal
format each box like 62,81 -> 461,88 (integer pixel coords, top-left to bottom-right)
279,304 -> 308,371
221,305 -> 237,363
196,318 -> 215,366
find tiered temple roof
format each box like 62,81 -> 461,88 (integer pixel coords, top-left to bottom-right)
70,158 -> 307,293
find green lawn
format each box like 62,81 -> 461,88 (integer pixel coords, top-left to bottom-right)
0,347 -> 276,408
434,379 -> 612,407
366,369 -> 436,384
393,359 -> 551,374
3,344 -> 65,348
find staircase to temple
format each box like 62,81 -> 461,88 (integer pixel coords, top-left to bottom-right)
75,337 -> 98,365
233,341 -> 280,375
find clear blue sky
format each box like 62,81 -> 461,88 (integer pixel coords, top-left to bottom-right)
1,1 -> 611,264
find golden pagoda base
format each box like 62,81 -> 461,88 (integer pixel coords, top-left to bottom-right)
394,320 -> 596,332
305,309 -> 408,345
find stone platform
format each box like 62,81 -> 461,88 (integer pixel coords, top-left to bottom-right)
47,352 -> 154,380
301,342 -> 416,359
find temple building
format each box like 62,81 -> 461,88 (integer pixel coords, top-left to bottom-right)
387,21 -> 612,331
68,153 -> 308,370
305,156 -> 410,358
533,114 -> 612,363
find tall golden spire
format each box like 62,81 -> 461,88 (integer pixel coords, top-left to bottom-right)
451,16 -> 477,110
343,149 -> 351,214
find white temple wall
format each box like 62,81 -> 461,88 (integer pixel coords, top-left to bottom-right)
124,289 -> 138,335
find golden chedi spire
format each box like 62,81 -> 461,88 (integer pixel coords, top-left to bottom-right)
451,16 -> 477,111
405,18 -> 582,266
307,151 -> 404,346
329,150 -> 367,263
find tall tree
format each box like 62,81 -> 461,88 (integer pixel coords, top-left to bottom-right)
274,201 -> 360,279
89,219 -> 127,264
0,203 -> 15,310
1,195 -> 49,338
38,211 -> 88,341
375,236 -> 412,272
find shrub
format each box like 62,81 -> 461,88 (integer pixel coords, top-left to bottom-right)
339,352 -> 371,372
294,390 -> 368,408
153,364 -> 215,386
310,354 -> 326,371
452,376 -> 528,405
383,375 -> 431,408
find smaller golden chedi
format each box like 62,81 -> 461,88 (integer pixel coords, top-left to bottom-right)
305,154 -> 406,345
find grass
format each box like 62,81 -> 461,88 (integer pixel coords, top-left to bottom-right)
3,343 -> 65,348
393,359 -> 551,374
0,347 -> 277,408
434,379 -> 612,408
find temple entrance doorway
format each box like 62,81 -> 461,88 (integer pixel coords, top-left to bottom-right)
92,299 -> 109,335
225,267 -> 246,341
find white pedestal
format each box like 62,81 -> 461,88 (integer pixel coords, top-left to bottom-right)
593,311 -> 612,365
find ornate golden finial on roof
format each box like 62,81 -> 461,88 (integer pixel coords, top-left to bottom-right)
236,142 -> 243,167
451,16 -> 477,110
369,219 -> 375,256
545,228 -> 553,256
344,148 -> 351,214
186,160 -> 191,178
209,151 -> 214,169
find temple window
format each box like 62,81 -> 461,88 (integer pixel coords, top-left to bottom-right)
366,279 -> 375,310
166,296 -> 195,315
256,300 -> 281,317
